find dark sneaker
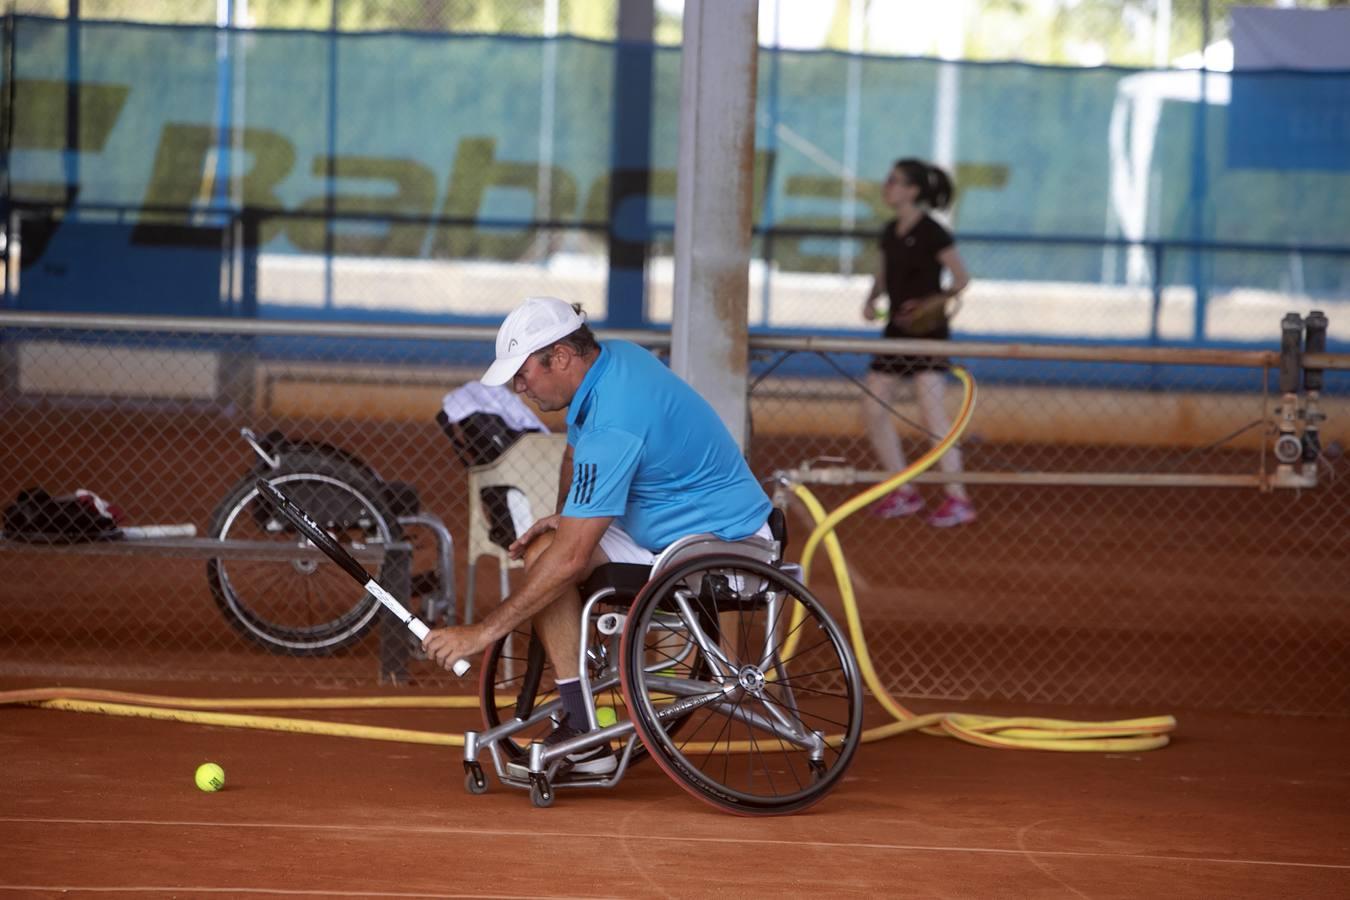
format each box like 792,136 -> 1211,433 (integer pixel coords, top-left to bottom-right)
508,717 -> 617,777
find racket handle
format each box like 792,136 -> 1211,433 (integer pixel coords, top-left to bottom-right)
121,524 -> 197,539
364,579 -> 470,677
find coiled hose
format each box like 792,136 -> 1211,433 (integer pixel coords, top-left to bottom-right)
781,367 -> 1175,752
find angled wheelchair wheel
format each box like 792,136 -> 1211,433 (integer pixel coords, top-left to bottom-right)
479,622 -> 639,763
206,464 -> 401,655
620,555 -> 863,816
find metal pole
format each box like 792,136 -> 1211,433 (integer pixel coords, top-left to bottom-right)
746,333 -> 1280,368
840,0 -> 863,277
1189,0 -> 1211,342
789,466 -> 1269,489
759,0 -> 783,329
1153,0 -> 1172,67
3,11 -> 18,305
0,310 -> 673,346
932,0 -> 963,173
64,0 -> 79,211
670,0 -> 759,448
603,0 -> 655,329
324,0 -> 338,310
537,0 -> 559,243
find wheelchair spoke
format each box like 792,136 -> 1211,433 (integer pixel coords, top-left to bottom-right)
756,688 -> 856,734
624,554 -> 863,815
672,591 -> 736,677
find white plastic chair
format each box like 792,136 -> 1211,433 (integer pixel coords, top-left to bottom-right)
463,432 -> 568,624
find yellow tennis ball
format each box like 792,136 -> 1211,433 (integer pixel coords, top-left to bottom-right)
595,706 -> 618,728
195,762 -> 225,793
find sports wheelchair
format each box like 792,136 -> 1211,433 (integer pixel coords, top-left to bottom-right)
463,510 -> 865,815
206,428 -> 455,656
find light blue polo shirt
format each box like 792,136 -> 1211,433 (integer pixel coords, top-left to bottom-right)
561,340 -> 771,551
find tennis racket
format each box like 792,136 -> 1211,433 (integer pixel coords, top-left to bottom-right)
254,478 -> 469,676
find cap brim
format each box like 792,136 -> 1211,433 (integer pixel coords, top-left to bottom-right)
480,352 -> 529,387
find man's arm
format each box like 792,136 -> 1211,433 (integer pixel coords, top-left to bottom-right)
478,513 -> 610,644
556,442 -> 574,513
421,513 -> 611,671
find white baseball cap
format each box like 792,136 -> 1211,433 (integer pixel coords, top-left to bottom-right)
480,296 -> 586,386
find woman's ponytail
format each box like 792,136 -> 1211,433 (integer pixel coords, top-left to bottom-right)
894,157 -> 956,210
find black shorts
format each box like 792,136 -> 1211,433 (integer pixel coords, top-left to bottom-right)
868,353 -> 949,377
869,322 -> 950,377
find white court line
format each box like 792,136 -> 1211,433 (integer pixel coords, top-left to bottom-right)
2,816 -> 1348,873
0,890 -> 596,899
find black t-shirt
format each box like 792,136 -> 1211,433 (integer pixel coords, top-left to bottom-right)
879,214 -> 955,337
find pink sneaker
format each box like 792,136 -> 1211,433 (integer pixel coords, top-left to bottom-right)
870,487 -> 924,519
927,496 -> 976,527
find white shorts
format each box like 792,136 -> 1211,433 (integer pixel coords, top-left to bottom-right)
598,521 -> 774,566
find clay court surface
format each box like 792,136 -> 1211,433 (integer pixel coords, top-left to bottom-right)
3,408 -> 1349,896
2,687 -> 1349,898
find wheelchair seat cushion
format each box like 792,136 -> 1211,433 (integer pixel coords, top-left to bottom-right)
579,562 -> 652,606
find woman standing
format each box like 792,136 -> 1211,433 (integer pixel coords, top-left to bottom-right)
861,157 -> 975,527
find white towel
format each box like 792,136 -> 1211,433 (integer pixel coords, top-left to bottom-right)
440,381 -> 549,433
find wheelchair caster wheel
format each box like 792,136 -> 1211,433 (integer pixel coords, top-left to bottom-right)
529,775 -> 554,808
464,762 -> 488,795
808,759 -> 827,783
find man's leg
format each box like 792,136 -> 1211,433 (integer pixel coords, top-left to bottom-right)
506,532 -> 618,774
521,530 -> 607,681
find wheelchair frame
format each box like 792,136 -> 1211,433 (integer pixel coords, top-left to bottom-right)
462,529 -> 863,814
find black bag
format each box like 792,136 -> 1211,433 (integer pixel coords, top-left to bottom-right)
436,409 -> 534,549
2,488 -> 124,544
437,410 -> 533,468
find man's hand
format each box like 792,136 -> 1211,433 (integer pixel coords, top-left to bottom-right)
422,623 -> 490,673
508,513 -> 561,560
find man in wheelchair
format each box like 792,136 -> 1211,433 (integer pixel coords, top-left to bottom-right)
422,296 -> 774,775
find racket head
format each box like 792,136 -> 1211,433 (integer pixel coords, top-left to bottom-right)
254,478 -> 470,677
253,478 -> 371,584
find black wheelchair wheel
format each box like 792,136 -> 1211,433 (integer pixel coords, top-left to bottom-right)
206,462 -> 402,655
620,555 -> 864,816
479,622 -> 638,763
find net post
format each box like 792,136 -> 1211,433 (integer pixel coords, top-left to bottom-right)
1300,311 -> 1329,477
1273,312 -> 1305,470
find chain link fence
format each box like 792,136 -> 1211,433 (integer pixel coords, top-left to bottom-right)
1,314 -> 1345,713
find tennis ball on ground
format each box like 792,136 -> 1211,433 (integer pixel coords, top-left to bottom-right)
595,706 -> 618,728
195,762 -> 225,793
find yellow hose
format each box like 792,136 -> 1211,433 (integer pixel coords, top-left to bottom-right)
0,687 -> 477,745
4,366 -> 1173,753
784,367 -> 1175,753
1,687 -> 481,710
33,698 -> 465,746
